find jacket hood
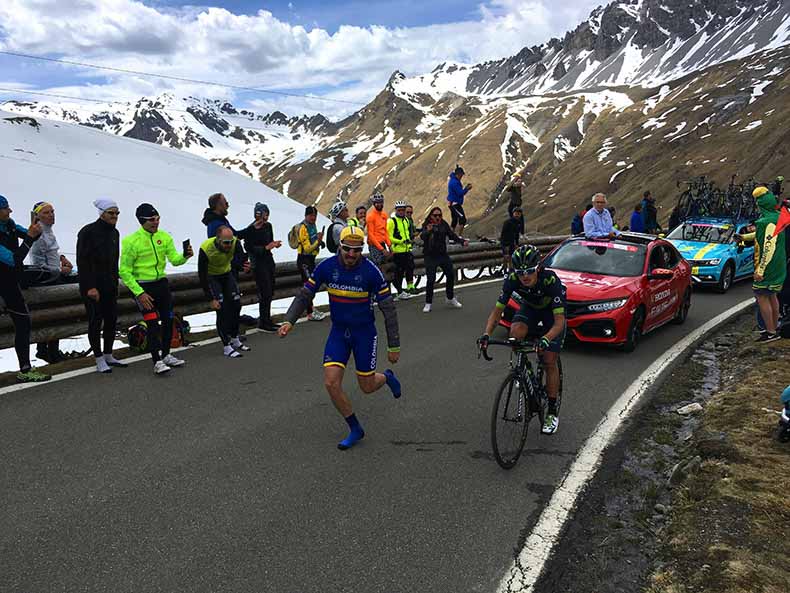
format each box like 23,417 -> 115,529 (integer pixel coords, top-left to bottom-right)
201,208 -> 224,226
757,191 -> 778,214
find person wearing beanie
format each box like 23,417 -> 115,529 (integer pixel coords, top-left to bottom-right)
296,205 -> 327,321
27,200 -> 75,363
752,186 -> 786,342
76,199 -> 126,374
241,202 -> 282,332
0,194 -> 50,382
119,203 -> 193,374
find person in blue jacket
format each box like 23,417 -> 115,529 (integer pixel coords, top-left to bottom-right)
629,203 -> 645,233
446,165 -> 472,237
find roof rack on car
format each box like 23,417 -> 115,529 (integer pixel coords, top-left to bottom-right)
613,232 -> 655,244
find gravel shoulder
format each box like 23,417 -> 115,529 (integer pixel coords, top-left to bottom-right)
536,312 -> 790,593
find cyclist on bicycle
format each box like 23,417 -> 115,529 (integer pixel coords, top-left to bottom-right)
478,245 -> 566,434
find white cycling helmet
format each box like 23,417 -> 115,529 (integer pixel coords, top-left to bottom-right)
329,201 -> 347,219
394,200 -> 407,209
370,192 -> 384,204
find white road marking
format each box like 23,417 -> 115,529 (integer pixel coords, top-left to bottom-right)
497,297 -> 753,593
0,276 -> 502,397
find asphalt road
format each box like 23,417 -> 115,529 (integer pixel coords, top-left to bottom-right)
0,280 -> 752,593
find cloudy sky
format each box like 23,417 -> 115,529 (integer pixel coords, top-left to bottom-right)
0,0 -> 603,119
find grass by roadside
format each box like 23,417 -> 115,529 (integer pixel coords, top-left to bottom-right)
647,333 -> 790,593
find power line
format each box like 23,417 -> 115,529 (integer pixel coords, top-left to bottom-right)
0,49 -> 367,107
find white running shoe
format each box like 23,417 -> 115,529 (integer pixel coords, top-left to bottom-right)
422,303 -> 432,313
224,345 -> 243,358
162,354 -> 185,367
446,297 -> 463,309
542,414 -> 559,435
153,360 -> 172,375
398,291 -> 415,300
231,338 -> 251,352
96,357 -> 112,374
308,310 -> 328,321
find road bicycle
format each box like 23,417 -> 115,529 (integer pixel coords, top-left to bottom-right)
478,337 -> 563,470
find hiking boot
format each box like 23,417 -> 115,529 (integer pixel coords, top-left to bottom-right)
16,368 -> 51,383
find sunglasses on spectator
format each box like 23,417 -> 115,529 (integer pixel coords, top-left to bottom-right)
105,210 -> 120,216
142,215 -> 160,222
432,213 -> 442,218
516,266 -> 539,275
341,245 -> 363,253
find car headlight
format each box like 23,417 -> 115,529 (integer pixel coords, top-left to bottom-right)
586,298 -> 628,313
691,258 -> 721,266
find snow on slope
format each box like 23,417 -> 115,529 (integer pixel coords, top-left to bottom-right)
0,112 -> 329,270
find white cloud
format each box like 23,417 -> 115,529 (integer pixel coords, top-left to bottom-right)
0,0 -> 604,118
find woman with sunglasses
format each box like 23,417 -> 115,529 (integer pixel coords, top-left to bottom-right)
278,226 -> 402,451
420,207 -> 468,313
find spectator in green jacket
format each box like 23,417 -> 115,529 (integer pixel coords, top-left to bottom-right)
752,187 -> 786,343
119,203 -> 193,374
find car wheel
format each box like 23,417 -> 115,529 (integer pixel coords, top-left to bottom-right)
673,288 -> 691,325
623,308 -> 644,353
716,262 -> 734,293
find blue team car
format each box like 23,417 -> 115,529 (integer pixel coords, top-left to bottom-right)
666,218 -> 754,293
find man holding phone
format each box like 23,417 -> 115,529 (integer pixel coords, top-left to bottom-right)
119,203 -> 193,374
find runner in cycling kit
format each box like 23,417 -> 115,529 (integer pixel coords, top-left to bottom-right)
279,226 -> 402,451
479,245 -> 566,434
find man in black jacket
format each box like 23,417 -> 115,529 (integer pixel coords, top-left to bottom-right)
76,199 -> 127,374
241,203 -> 282,332
500,207 -> 523,274
0,194 -> 50,382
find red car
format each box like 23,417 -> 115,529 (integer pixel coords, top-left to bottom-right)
540,234 -> 692,351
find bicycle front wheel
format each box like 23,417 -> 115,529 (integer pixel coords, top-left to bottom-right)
491,373 -> 531,470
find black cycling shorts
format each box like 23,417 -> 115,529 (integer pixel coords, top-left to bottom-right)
449,204 -> 467,227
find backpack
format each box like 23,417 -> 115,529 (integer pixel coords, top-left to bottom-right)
171,313 -> 190,348
287,223 -> 304,249
326,222 -> 342,254
127,321 -> 149,353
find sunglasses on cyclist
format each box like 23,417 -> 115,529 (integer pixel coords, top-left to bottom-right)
141,215 -> 160,222
341,244 -> 363,253
515,266 -> 539,275
219,239 -> 234,245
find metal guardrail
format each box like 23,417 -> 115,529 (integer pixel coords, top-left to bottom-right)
0,235 -> 568,348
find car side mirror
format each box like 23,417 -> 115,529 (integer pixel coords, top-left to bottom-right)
648,268 -> 673,280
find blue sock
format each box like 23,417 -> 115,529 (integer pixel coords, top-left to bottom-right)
384,369 -> 401,399
338,413 -> 365,450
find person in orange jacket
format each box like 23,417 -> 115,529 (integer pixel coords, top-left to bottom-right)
365,192 -> 391,267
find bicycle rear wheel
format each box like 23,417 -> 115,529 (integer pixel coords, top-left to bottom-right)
491,372 -> 531,470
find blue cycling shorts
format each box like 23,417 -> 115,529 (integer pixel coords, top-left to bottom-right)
323,324 -> 378,376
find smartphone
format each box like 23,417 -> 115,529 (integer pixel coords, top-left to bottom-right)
182,239 -> 191,257
30,211 -> 38,225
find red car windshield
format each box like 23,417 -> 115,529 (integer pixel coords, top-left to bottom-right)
545,241 -> 647,277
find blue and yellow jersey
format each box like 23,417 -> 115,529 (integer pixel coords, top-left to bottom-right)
305,255 -> 391,326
